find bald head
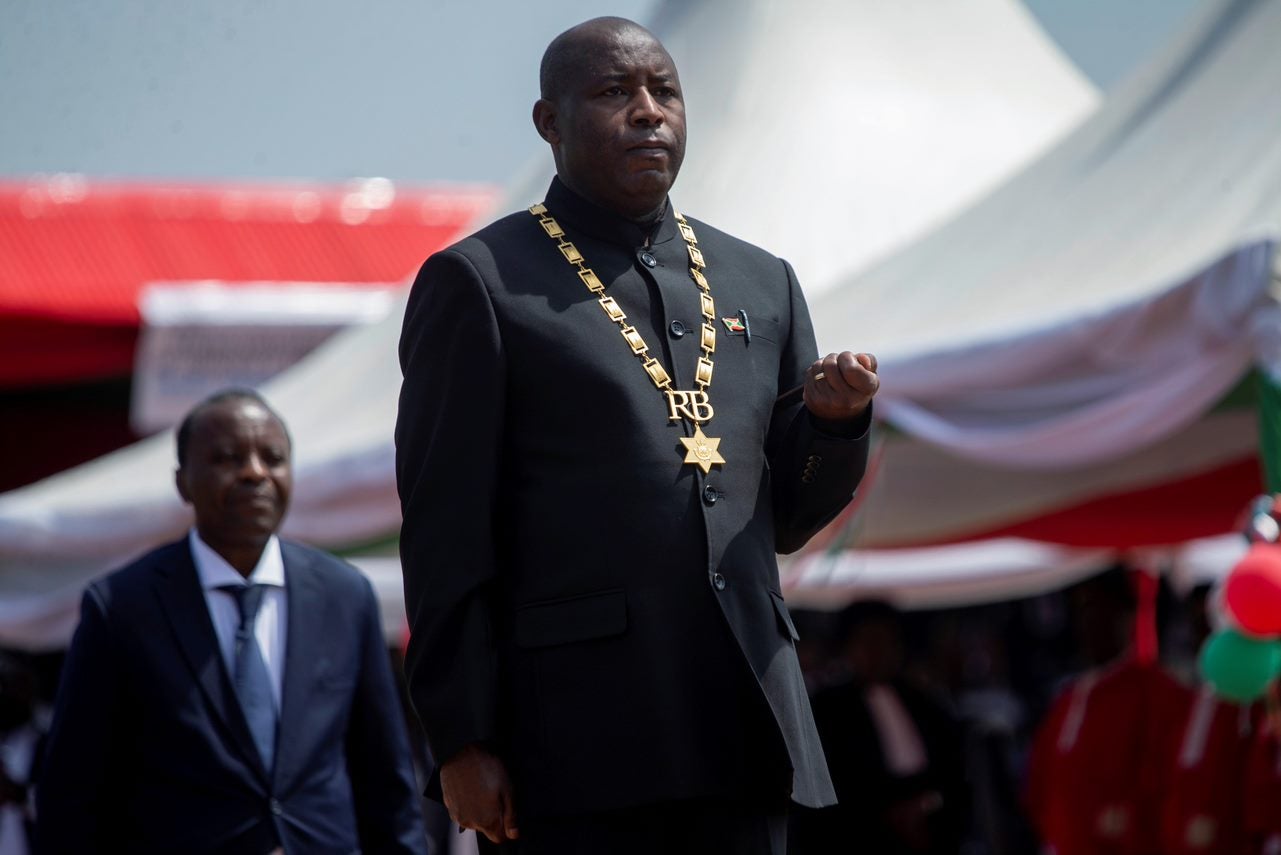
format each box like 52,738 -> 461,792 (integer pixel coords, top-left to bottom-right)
539,17 -> 668,103
532,16 -> 686,221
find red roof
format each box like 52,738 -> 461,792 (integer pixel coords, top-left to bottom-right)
0,176 -> 495,387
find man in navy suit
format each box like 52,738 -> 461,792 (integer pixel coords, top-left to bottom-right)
36,389 -> 427,854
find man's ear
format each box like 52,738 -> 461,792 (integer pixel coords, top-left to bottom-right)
532,99 -> 560,145
174,467 -> 191,504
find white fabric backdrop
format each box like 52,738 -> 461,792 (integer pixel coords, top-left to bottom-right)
877,242 -> 1277,469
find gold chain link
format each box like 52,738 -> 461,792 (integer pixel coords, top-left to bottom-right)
528,203 -> 716,394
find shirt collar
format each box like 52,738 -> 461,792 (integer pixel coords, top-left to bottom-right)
189,528 -> 286,590
542,176 -> 679,249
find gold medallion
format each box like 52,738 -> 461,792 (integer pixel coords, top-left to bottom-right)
679,425 -> 726,474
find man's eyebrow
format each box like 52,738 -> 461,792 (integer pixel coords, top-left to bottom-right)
592,70 -> 675,83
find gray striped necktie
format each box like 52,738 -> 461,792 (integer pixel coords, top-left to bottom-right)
219,583 -> 277,772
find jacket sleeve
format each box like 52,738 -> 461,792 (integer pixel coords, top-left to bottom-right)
767,258 -> 872,554
395,248 -> 506,767
34,585 -> 124,853
344,574 -> 429,854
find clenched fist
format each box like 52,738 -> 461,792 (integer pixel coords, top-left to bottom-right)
804,351 -> 878,423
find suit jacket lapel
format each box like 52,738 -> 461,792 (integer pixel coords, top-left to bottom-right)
275,541 -> 327,790
154,539 -> 271,784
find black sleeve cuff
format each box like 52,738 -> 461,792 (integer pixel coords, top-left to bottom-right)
808,401 -> 874,440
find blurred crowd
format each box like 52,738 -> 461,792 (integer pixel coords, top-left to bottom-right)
5,565 -> 1280,854
788,567 -> 1281,854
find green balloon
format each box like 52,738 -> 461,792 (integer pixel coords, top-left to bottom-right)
1199,629 -> 1281,703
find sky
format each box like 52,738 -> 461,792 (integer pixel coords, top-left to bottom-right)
0,0 -> 1204,185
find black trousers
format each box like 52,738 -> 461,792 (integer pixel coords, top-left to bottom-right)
477,797 -> 790,855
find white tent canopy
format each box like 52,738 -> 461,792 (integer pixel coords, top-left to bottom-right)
816,0 -> 1281,457
0,0 -> 1100,649
788,0 -> 1281,607
504,0 -> 1098,296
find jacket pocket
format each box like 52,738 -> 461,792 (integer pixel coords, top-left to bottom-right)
769,590 -> 800,641
749,316 -> 782,344
514,588 -> 627,649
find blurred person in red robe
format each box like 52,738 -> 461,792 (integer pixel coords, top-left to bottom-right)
1243,703 -> 1281,854
1220,493 -> 1281,854
1159,584 -> 1261,854
1025,568 -> 1185,855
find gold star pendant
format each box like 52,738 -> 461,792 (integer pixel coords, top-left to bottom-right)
679,425 -> 726,474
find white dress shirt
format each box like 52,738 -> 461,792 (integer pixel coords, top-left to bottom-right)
864,683 -> 929,777
0,722 -> 37,855
189,529 -> 288,709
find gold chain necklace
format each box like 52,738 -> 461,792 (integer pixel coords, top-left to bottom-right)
529,202 -> 726,473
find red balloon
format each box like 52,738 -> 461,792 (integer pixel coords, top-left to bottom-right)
1223,543 -> 1281,636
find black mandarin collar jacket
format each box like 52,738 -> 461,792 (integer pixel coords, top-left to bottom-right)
396,176 -> 872,818
541,176 -> 680,249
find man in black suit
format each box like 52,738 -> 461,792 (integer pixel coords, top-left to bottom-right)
395,17 -> 878,854
36,389 -> 426,854
791,602 -> 967,854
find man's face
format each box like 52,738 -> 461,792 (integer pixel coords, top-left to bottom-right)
538,28 -> 686,219
175,399 -> 292,553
